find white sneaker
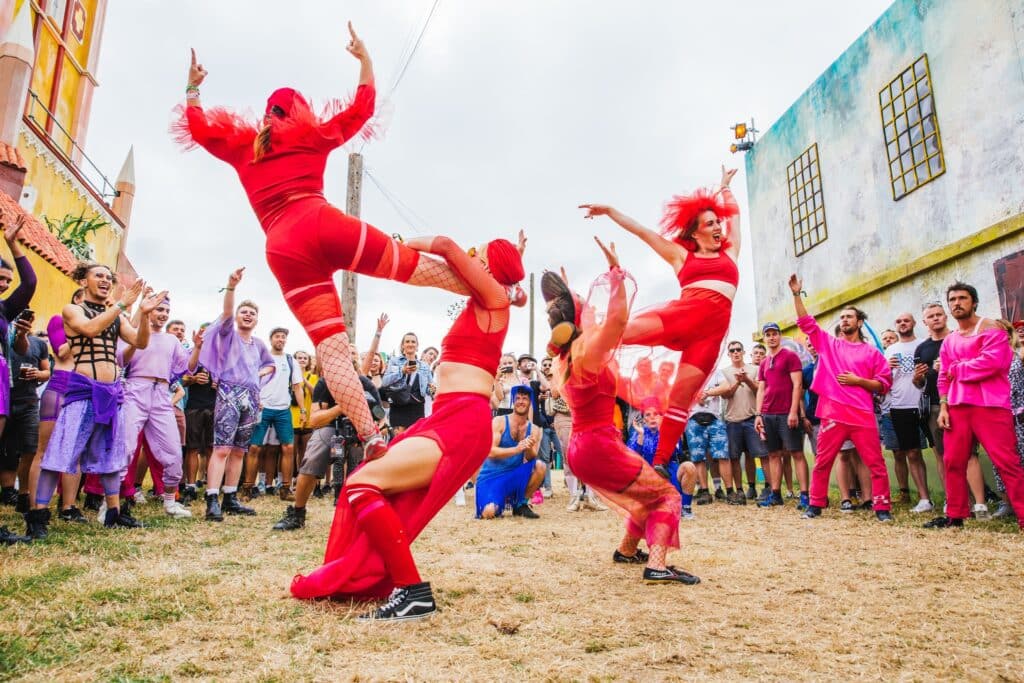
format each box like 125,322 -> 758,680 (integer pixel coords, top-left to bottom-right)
681,507 -> 695,520
583,496 -> 609,512
453,488 -> 466,507
566,492 -> 583,512
164,501 -> 193,518
973,503 -> 991,520
97,500 -> 107,521
542,487 -> 553,499
133,490 -> 148,505
911,499 -> 934,513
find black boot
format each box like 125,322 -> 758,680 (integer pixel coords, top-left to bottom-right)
221,491 -> 255,516
25,508 -> 51,539
1,525 -> 32,545
0,486 -> 17,506
104,505 -> 144,529
15,493 -> 30,514
83,492 -> 103,511
272,505 -> 306,531
59,506 -> 88,523
205,492 -> 223,522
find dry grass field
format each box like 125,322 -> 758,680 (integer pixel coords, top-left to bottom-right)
2,472 -> 1023,682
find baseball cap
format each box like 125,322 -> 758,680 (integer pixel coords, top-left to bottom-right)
517,353 -> 537,364
762,322 -> 781,334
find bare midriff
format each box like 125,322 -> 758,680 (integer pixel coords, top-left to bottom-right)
434,362 -> 494,398
682,280 -> 736,301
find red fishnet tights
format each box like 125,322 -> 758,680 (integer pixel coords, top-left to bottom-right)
405,254 -> 471,296
317,332 -> 376,439
617,536 -> 668,570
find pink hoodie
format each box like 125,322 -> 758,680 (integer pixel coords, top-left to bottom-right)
937,326 -> 1012,410
798,315 -> 892,427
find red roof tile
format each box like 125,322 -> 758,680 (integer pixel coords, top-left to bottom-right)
0,142 -> 26,171
0,192 -> 77,275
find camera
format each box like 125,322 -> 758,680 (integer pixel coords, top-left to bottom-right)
500,365 -> 514,374
329,416 -> 362,464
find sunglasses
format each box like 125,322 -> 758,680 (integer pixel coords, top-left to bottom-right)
728,348 -> 743,353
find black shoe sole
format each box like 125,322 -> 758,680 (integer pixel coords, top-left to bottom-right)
224,509 -> 256,516
357,608 -> 436,623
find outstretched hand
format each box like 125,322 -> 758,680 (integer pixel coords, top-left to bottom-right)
376,313 -> 390,334
1,210 -> 26,244
140,290 -> 170,315
189,48 -> 208,87
121,279 -> 146,308
517,229 -> 527,256
228,267 -> 245,289
594,236 -> 619,269
579,204 -> 614,219
346,21 -> 369,61
788,273 -> 803,295
721,165 -> 738,188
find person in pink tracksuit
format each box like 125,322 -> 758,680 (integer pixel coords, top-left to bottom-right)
787,274 -> 894,522
924,282 -> 1024,530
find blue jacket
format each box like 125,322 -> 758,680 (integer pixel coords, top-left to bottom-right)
382,355 -> 434,415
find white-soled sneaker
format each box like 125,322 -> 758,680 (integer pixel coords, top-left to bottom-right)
164,501 -> 193,519
910,499 -> 934,513
973,503 -> 991,520
357,582 -> 436,622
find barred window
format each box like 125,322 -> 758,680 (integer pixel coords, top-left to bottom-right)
787,142 -> 827,257
880,54 -> 945,200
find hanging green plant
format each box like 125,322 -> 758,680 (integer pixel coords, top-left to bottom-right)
44,211 -> 110,261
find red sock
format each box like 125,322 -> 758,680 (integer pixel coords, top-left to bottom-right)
654,407 -> 689,466
346,483 -> 421,587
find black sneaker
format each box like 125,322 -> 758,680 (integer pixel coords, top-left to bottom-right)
15,493 -> 30,514
756,487 -> 772,503
613,548 -> 649,564
104,507 -> 144,529
180,486 -> 198,505
746,485 -> 758,500
653,465 -> 671,480
83,492 -> 104,512
695,489 -> 713,505
714,488 -> 726,501
857,500 -> 873,511
875,510 -> 894,523
0,487 -> 17,506
802,505 -> 823,519
59,506 -> 88,523
205,492 -> 224,522
923,515 -> 963,529
357,582 -> 436,622
839,499 -> 854,513
24,508 -> 50,539
1,525 -> 32,545
222,491 -> 256,516
643,566 -> 701,585
272,505 -> 306,531
727,491 -> 747,506
512,503 -> 539,519
312,483 -> 324,499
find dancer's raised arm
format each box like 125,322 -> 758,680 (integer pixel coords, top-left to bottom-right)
720,166 -> 741,261
580,204 -> 684,272
315,22 -> 376,148
580,238 -> 629,372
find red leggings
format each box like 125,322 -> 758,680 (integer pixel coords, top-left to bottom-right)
264,197 -> 420,345
626,290 -> 732,465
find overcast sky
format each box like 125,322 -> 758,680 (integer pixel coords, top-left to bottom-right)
84,0 -> 891,361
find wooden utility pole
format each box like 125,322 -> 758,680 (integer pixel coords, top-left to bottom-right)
342,152 -> 363,343
528,272 -> 535,357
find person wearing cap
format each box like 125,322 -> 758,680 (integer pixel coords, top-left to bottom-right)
476,385 -> 545,519
517,352 -> 556,497
754,321 -> 810,509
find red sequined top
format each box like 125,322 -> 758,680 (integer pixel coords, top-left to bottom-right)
675,250 -> 739,289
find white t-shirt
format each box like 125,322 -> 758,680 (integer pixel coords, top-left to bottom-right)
693,371 -> 725,417
260,353 -> 303,410
884,339 -> 923,409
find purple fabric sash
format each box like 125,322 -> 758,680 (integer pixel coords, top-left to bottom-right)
64,372 -> 124,425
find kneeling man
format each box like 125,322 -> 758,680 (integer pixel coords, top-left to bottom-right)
477,386 -> 545,519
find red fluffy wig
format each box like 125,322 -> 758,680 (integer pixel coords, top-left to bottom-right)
659,187 -> 739,252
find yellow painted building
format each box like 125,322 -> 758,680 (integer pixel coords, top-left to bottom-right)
0,0 -> 135,324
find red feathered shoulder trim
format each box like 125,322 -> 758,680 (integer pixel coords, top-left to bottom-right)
170,104 -> 259,151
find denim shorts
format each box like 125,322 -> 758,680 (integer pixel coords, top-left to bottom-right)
726,417 -> 767,459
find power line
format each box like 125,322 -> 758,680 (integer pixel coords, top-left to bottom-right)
387,0 -> 441,100
364,168 -> 431,236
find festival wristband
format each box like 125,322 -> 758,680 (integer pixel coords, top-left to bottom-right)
116,302 -> 127,311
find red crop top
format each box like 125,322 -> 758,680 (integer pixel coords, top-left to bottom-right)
676,251 -> 739,289
440,299 -> 508,374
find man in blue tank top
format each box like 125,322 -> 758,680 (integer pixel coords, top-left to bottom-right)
476,385 -> 545,519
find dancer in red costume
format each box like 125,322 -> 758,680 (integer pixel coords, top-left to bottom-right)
290,233 -> 525,621
580,166 -> 740,475
175,23 -> 468,459
544,237 -> 699,585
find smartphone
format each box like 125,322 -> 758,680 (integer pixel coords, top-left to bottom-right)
17,308 -> 34,322
406,360 -> 418,370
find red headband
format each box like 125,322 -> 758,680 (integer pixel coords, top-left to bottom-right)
486,239 -> 525,286
659,187 -> 739,252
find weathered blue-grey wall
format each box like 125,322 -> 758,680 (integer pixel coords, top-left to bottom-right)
745,0 -> 1024,332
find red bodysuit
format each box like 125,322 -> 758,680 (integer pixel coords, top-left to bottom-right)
291,237 -> 515,601
178,84 -> 420,345
561,268 -> 681,550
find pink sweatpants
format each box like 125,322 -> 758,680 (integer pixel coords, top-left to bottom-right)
810,418 -> 891,511
944,405 -> 1024,527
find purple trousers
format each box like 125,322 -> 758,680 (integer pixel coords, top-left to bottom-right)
117,378 -> 183,493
